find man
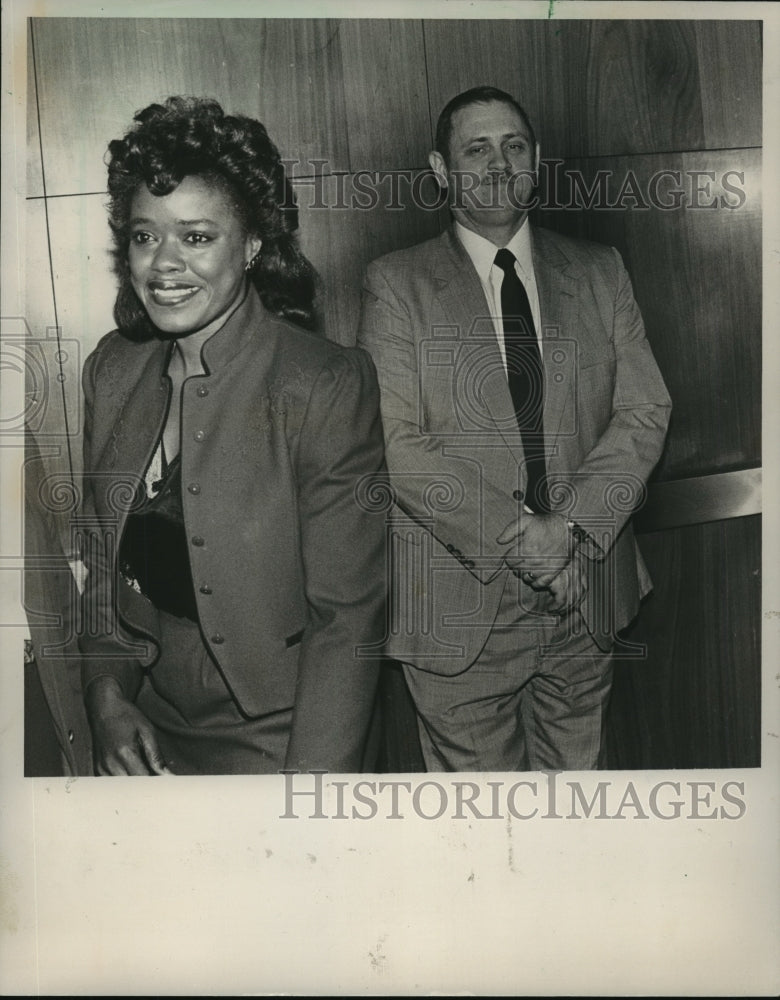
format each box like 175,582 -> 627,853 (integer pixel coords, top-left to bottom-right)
24,427 -> 92,775
358,86 -> 671,771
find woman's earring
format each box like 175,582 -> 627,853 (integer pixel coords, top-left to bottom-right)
245,250 -> 261,272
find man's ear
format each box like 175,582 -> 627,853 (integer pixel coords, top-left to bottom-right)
429,150 -> 449,188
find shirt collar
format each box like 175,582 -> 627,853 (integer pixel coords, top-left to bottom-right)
199,284 -> 268,372
455,218 -> 534,285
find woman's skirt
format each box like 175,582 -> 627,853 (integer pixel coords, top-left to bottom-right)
135,609 -> 292,775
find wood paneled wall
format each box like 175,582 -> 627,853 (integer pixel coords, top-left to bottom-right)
607,516 -> 761,768
26,16 -> 762,768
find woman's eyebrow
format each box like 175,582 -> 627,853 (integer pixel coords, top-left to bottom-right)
128,217 -> 220,226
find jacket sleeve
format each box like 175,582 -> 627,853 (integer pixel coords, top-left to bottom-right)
562,248 -> 672,557
358,259 -> 522,584
78,345 -> 147,702
24,427 -> 94,775
283,347 -> 386,773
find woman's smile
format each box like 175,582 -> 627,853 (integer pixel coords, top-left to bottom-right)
147,280 -> 202,307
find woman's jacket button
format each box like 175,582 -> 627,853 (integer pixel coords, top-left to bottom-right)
188,482 -> 201,495
211,633 -> 225,645
191,535 -> 205,547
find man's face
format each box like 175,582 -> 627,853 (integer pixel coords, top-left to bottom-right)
430,100 -> 539,240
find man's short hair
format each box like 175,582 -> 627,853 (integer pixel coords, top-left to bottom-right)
435,86 -> 537,163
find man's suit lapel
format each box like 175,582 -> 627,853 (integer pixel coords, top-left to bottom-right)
433,228 -> 526,465
533,228 -> 580,446
431,227 -> 490,341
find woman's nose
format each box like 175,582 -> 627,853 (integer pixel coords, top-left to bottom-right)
151,237 -> 185,271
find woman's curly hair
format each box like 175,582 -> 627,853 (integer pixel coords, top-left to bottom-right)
106,95 -> 318,336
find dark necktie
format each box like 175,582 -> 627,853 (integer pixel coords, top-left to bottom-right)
494,248 -> 549,512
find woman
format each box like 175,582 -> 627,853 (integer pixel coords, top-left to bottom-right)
80,96 -> 386,775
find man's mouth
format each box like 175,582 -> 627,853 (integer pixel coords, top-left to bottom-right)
147,281 -> 201,306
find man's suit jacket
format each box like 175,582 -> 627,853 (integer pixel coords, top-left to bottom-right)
358,225 -> 671,673
24,427 -> 93,775
79,287 -> 387,772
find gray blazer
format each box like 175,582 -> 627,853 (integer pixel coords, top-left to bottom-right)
358,225 -> 672,671
79,288 -> 387,772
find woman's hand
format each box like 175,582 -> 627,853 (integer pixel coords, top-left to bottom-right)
85,676 -> 173,776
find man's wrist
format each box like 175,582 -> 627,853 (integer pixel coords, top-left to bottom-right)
567,519 -> 588,547
565,518 -> 607,561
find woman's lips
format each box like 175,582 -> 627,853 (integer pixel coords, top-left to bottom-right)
147,281 -> 201,306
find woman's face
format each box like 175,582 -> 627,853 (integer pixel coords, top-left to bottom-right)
128,175 -> 261,340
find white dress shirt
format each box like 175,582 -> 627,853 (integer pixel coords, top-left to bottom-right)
455,219 -> 542,371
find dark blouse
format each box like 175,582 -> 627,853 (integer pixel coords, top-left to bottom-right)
119,450 -> 198,622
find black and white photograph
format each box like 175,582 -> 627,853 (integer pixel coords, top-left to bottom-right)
1,0 -> 778,995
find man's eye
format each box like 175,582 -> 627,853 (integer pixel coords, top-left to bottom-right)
468,146 -> 485,155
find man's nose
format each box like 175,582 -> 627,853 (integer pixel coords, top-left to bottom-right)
487,146 -> 510,173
